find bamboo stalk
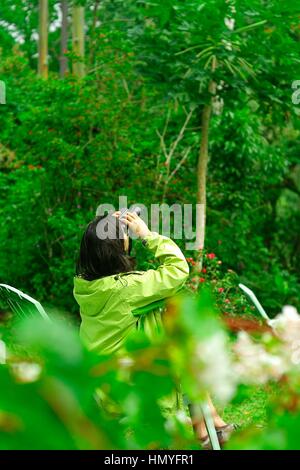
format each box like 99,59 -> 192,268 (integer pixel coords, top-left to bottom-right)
59,0 -> 69,78
72,5 -> 85,78
38,0 -> 48,78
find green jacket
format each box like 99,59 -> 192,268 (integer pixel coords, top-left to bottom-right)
73,232 -> 189,356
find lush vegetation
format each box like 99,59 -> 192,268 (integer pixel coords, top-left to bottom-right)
0,0 -> 300,450
1,292 -> 300,450
0,0 -> 299,315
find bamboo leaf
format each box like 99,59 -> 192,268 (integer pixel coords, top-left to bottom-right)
232,20 -> 267,35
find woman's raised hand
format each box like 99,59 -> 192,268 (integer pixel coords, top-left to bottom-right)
122,211 -> 151,239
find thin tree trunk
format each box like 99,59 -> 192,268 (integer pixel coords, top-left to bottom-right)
59,0 -> 68,77
89,0 -> 100,68
38,0 -> 48,78
196,56 -> 217,254
72,4 -> 85,78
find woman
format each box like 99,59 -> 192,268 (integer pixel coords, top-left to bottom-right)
74,210 -> 233,448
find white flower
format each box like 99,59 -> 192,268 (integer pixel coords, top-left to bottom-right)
12,362 -> 42,383
194,331 -> 236,404
224,17 -> 235,31
233,331 -> 287,384
268,306 -> 300,368
269,305 -> 300,344
212,96 -> 224,115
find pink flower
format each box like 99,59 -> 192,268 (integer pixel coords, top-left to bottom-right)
218,288 -> 224,293
202,268 -> 207,274
207,253 -> 216,259
199,277 -> 206,283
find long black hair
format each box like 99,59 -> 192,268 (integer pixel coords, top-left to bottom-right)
76,215 -> 136,281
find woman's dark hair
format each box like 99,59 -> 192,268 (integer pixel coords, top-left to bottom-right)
76,215 -> 136,281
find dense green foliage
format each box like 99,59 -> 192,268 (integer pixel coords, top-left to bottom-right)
1,0 -> 299,316
1,291 -> 300,450
0,0 -> 300,451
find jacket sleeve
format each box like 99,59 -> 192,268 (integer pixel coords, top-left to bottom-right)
123,232 -> 189,311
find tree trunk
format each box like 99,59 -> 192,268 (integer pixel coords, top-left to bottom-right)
89,0 -> 100,68
72,4 -> 85,78
38,0 -> 48,78
59,0 -> 68,78
196,57 -> 217,254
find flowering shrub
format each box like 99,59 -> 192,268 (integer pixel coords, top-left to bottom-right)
233,306 -> 300,384
1,292 -> 300,450
227,305 -> 300,450
185,250 -> 259,323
